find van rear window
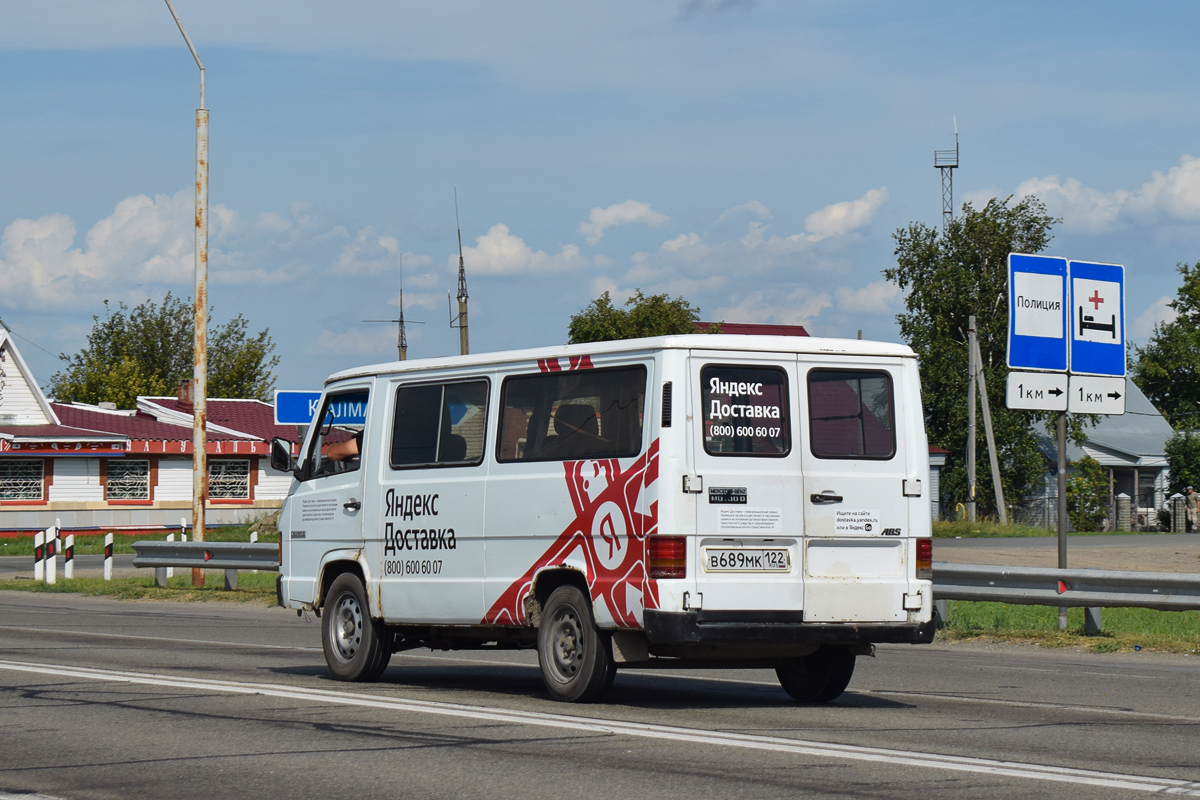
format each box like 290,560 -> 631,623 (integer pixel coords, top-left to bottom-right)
807,370 -> 895,459
701,365 -> 789,456
498,366 -> 646,462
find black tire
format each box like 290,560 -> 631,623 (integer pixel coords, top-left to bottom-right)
776,645 -> 856,703
322,573 -> 392,682
537,586 -> 615,703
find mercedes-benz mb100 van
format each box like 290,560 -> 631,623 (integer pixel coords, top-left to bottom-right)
271,334 -> 935,703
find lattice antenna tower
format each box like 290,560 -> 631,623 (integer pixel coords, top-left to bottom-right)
934,118 -> 959,236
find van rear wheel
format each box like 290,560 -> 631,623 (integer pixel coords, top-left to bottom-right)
776,645 -> 856,703
322,573 -> 392,682
537,586 -> 615,703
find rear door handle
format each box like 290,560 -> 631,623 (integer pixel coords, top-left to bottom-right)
344,499 -> 361,511
810,492 -> 843,504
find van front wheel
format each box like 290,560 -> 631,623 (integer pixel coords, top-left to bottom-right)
537,586 -> 614,703
776,645 -> 856,703
322,573 -> 392,682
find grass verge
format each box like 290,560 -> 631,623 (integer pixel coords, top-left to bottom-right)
939,600 -> 1200,654
0,571 -> 278,604
0,524 -> 279,558
931,520 -> 1177,538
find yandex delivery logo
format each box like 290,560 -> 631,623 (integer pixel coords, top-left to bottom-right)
483,439 -> 660,628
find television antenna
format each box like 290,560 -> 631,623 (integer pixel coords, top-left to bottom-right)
363,253 -> 423,361
448,188 -> 470,356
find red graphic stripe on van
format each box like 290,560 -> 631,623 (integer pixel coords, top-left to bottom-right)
482,438 -> 660,629
537,356 -> 594,372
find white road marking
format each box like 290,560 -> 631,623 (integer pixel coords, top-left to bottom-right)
5,624 -> 1197,724
1,658 -> 1197,795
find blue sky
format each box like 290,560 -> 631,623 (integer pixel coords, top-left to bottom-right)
3,1 -> 1200,392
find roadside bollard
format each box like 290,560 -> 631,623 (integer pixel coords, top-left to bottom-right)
64,534 -> 75,580
165,533 -> 175,579
33,530 -> 45,582
46,525 -> 57,585
249,531 -> 259,573
103,533 -> 113,581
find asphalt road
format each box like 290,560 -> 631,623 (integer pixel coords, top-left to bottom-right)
1,591 -> 1198,799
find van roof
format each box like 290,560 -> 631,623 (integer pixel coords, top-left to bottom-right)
325,334 -> 916,385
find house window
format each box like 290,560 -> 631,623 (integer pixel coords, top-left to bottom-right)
107,459 -> 151,501
210,460 -> 251,500
0,459 -> 45,501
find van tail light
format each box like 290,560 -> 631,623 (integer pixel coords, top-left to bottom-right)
648,536 -> 687,579
915,537 -> 933,580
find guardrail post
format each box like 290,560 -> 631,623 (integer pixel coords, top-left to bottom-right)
1116,493 -> 1131,531
1084,606 -> 1102,633
46,524 -> 58,585
224,569 -> 238,590
934,598 -> 949,627
103,533 -> 113,581
33,530 -> 45,582
64,534 -> 75,580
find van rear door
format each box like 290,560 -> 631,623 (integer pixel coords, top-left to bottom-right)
798,360 -> 910,622
688,353 -> 804,613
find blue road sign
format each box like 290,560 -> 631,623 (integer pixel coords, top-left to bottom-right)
1069,260 -> 1125,377
274,390 -> 323,425
1007,254 -> 1068,372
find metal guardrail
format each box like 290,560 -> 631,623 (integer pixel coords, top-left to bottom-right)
132,541 -> 279,589
132,541 -> 279,571
933,562 -> 1200,612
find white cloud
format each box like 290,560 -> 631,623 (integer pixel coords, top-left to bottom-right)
329,226 -> 401,277
579,200 -> 669,244
717,200 -> 772,223
307,326 -> 396,356
458,223 -> 591,275
834,280 -> 901,313
677,0 -> 755,20
1131,295 -> 1178,339
660,232 -> 704,253
712,288 -> 832,327
1016,155 -> 1200,233
0,191 -> 194,307
803,187 -> 889,241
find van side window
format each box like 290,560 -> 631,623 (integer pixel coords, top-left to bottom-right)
306,389 -> 369,480
808,369 -> 895,459
390,380 -> 489,469
701,365 -> 789,456
498,366 -> 646,462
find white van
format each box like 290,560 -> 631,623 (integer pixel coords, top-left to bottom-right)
271,334 -> 935,703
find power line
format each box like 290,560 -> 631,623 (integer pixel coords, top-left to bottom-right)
0,318 -> 60,359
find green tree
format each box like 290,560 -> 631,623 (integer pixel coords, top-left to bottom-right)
568,290 -> 712,343
883,196 -> 1067,517
50,294 -> 280,405
1165,431 -> 1200,496
1067,456 -> 1108,532
1130,261 -> 1200,429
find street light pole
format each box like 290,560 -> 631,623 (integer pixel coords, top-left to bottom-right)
164,0 -> 208,587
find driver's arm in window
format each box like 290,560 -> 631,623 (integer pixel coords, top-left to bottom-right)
328,430 -> 363,461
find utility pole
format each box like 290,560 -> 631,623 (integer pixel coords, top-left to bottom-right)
164,0 -> 208,587
966,317 -> 977,522
451,189 -> 470,356
1057,411 -> 1068,630
972,329 -> 1007,524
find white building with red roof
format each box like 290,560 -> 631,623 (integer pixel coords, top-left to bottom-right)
0,327 -> 296,535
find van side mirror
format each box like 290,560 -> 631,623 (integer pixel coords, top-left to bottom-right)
270,437 -> 298,476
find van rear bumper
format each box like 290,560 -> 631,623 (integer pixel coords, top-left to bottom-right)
643,610 -> 936,647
